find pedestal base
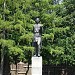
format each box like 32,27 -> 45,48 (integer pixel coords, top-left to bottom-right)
32,56 -> 42,75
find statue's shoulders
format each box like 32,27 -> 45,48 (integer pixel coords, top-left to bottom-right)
38,24 -> 43,26
33,24 -> 43,27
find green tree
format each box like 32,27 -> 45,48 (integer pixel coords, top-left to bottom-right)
0,0 -> 75,74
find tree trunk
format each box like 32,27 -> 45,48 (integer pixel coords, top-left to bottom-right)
3,54 -> 10,75
1,0 -> 6,74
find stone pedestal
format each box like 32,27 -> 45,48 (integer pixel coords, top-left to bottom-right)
32,56 -> 42,75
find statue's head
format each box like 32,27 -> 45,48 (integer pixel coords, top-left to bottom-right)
35,18 -> 40,24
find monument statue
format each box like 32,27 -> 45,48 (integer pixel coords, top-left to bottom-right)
33,18 -> 43,56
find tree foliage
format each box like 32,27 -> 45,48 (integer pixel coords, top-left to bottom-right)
0,0 -> 75,65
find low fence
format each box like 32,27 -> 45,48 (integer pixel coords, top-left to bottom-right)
10,62 -> 75,75
42,65 -> 75,75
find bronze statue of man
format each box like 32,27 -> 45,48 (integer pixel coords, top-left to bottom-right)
33,18 -> 43,56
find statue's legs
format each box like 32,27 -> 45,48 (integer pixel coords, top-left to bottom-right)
37,37 -> 41,45
34,42 -> 40,56
33,42 -> 38,56
33,36 -> 41,56
37,37 -> 41,56
38,45 -> 40,56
